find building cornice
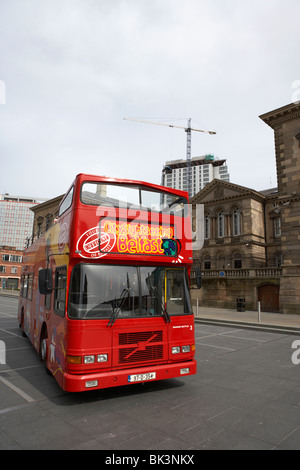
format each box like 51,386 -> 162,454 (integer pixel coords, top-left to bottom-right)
259,102 -> 300,129
30,194 -> 64,214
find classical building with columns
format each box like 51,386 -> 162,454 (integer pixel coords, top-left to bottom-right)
191,101 -> 300,314
191,179 -> 281,312
260,102 -> 300,314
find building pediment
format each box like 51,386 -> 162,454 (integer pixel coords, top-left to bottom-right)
191,179 -> 265,204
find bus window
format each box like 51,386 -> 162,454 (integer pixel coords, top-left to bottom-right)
54,266 -> 67,316
27,274 -> 33,301
59,186 -> 74,216
80,182 -> 188,215
81,183 -> 139,208
45,292 -> 52,310
68,264 -> 192,320
22,274 -> 28,298
166,269 -> 192,315
20,275 -> 25,298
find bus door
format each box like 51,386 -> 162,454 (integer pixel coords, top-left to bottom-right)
46,266 -> 67,378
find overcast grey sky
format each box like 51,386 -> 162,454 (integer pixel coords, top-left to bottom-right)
0,0 -> 299,199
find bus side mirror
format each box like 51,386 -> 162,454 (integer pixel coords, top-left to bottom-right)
38,269 -> 53,295
195,267 -> 202,289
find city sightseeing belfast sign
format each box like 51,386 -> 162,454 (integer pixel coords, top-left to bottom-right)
75,204 -> 204,260
76,220 -> 178,259
103,220 -> 177,256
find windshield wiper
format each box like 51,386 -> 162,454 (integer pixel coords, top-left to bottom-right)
162,302 -> 171,323
107,288 -> 130,327
149,285 -> 171,324
107,273 -> 131,327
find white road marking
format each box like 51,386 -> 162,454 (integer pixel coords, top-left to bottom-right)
0,375 -> 35,403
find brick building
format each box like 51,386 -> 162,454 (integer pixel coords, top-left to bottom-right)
0,245 -> 23,290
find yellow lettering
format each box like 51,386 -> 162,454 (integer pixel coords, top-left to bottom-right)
103,222 -> 173,255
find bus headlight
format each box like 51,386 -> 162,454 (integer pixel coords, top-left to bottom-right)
182,345 -> 191,353
172,347 -> 181,354
97,354 -> 108,362
84,355 -> 95,364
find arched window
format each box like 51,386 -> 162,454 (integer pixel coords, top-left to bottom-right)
274,217 -> 281,237
233,208 -> 242,236
218,211 -> 225,238
204,213 -> 210,239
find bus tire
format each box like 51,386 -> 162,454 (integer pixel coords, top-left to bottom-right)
39,325 -> 52,376
20,308 -> 27,337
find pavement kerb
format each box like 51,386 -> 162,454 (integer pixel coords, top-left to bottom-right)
193,306 -> 300,335
194,316 -> 300,335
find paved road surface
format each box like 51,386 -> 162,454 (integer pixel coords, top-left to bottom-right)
1,295 -> 300,451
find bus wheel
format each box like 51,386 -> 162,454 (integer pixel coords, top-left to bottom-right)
40,326 -> 52,375
20,309 -> 27,337
40,337 -> 47,362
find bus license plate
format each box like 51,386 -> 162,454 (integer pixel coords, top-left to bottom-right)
128,372 -> 156,383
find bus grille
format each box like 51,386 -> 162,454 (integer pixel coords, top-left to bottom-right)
118,330 -> 164,364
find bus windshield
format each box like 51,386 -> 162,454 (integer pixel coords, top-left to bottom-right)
80,182 -> 188,215
68,264 -> 192,320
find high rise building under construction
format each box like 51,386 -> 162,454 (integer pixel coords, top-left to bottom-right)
161,155 -> 230,197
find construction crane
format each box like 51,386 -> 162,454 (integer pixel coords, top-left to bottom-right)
123,117 -> 216,197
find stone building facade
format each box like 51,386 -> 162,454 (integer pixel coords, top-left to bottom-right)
260,102 -> 300,314
28,195 -> 63,247
191,179 -> 281,312
191,101 -> 300,314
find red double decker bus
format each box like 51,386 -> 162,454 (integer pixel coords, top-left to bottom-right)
18,174 -> 196,392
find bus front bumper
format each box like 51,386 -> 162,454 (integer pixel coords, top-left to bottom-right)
62,360 -> 197,392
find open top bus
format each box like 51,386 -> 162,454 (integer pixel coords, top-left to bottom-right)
18,173 -> 196,392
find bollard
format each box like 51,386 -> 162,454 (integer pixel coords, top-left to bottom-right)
196,298 -> 199,317
258,301 -> 261,322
